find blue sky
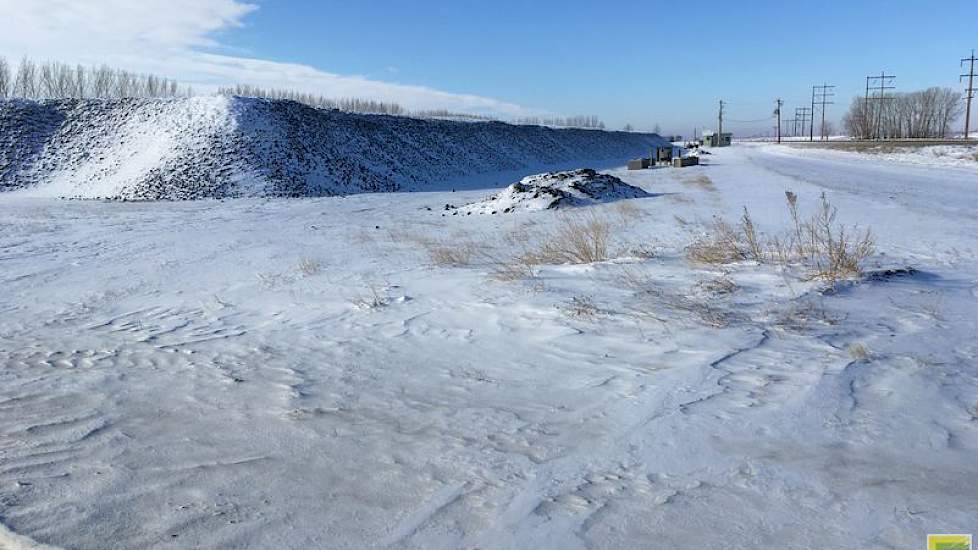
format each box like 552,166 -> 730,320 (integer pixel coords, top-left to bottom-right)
2,0 -> 976,134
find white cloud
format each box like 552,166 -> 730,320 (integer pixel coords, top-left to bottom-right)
0,0 -> 539,116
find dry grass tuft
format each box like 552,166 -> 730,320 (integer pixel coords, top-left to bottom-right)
351,286 -> 391,310
486,211 -> 620,282
427,243 -> 476,267
802,193 -> 875,283
523,211 -> 612,265
847,342 -> 872,362
772,299 -> 839,332
613,200 -> 643,224
686,191 -> 875,285
488,253 -> 538,281
657,292 -> 732,327
623,244 -> 657,260
620,269 -> 734,328
561,295 -> 600,318
399,231 -> 479,267
686,218 -> 746,264
297,258 -> 322,276
740,208 -> 763,262
256,272 -> 282,290
684,174 -> 717,191
698,276 -> 737,296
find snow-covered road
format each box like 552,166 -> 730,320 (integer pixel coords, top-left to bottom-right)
1,145 -> 976,549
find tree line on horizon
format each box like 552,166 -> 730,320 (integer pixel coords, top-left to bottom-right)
0,55 -> 610,130
515,115 -> 606,130
216,83 -> 408,116
842,87 -> 963,139
219,84 -> 606,128
0,56 -> 189,100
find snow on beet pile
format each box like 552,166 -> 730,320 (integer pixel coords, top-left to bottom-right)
0,97 -> 669,200
450,168 -> 649,215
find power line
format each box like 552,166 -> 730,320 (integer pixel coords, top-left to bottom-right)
962,50 -> 977,140
725,117 -> 775,123
865,72 -> 895,140
795,107 -> 812,138
812,84 -> 835,141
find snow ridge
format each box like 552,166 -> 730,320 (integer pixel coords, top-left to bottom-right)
0,97 -> 669,200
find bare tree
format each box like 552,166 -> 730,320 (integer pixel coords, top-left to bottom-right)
90,65 -> 113,98
14,57 -> 38,99
936,87 -> 964,138
74,64 -> 87,98
842,97 -> 872,138
820,119 -> 835,139
623,123 -> 634,132
38,62 -> 55,98
52,62 -> 75,98
0,56 -> 10,98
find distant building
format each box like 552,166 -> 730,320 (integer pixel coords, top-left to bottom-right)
702,130 -> 732,147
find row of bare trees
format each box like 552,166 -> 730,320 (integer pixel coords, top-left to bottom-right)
414,109 -> 495,122
0,56 -> 190,100
842,87 -> 963,139
216,84 -> 407,115
219,84 -> 605,127
219,84 -> 494,120
0,56 -> 611,130
516,115 -> 606,129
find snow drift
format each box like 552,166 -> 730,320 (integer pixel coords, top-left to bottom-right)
453,168 -> 650,214
0,97 -> 669,199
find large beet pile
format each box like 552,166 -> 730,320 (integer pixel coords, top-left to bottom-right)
0,97 -> 668,200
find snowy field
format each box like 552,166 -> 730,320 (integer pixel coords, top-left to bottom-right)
779,141 -> 978,170
2,144 -> 977,549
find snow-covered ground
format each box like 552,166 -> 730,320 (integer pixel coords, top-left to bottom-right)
1,144 -> 977,549
773,141 -> 978,170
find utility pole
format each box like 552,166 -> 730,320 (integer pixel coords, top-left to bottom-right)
962,50 -> 977,140
795,107 -> 812,139
810,87 -> 816,142
864,76 -> 871,139
775,98 -> 783,143
866,72 -> 895,140
813,84 -> 835,140
718,100 -> 724,141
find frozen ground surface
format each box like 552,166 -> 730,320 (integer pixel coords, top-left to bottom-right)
776,141 -> 978,169
1,144 -> 977,549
